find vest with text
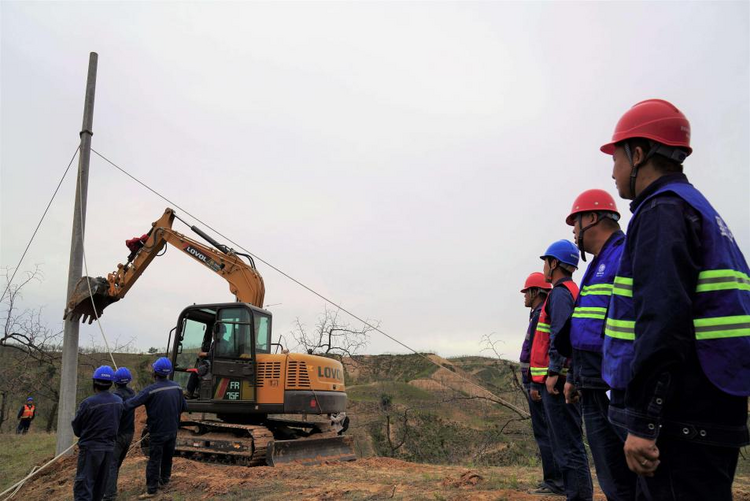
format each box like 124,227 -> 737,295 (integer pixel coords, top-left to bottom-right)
571,231 -> 625,352
603,182 -> 750,396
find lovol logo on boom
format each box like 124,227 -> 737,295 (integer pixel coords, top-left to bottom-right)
183,244 -> 222,272
317,366 -> 343,382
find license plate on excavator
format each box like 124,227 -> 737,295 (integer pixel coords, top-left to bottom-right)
266,436 -> 356,467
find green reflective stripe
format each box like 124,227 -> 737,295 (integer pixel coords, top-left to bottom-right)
572,306 -> 608,320
537,323 -> 551,333
530,367 -> 548,375
694,315 -> 750,340
580,284 -> 614,296
696,269 -> 750,293
613,276 -> 633,297
605,318 -> 635,341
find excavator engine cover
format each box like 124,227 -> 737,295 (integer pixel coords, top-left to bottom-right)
64,276 -> 120,324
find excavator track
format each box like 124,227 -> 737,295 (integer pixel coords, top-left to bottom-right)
142,418 -> 355,467
175,420 -> 275,466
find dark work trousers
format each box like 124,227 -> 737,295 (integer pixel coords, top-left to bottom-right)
74,447 -> 113,501
580,389 -> 636,501
102,432 -> 134,500
636,438 -> 739,501
146,432 -> 177,494
16,419 -> 31,434
526,390 -> 565,493
541,378 -> 593,501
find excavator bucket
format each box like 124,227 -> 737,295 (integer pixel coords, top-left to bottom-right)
63,276 -> 119,324
266,435 -> 356,467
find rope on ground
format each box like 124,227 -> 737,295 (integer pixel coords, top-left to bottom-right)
91,148 -> 530,418
0,146 -> 80,305
5,465 -> 38,500
0,428 -> 150,500
0,443 -> 76,500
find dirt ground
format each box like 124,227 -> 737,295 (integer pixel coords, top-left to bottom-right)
10,407 -> 750,500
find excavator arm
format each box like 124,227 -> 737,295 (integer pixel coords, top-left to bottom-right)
64,208 -> 265,323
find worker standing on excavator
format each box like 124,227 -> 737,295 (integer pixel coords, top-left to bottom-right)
103,367 -> 136,501
519,272 -> 564,496
601,99 -> 750,500
530,240 -> 593,501
125,357 -> 187,500
72,366 -> 124,501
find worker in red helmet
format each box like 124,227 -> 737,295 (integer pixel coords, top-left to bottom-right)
601,99 -> 750,500
518,273 -> 564,496
555,189 -> 637,500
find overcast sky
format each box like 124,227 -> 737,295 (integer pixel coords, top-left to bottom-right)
1,1 -> 748,362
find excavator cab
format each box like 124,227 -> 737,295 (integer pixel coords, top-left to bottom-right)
171,302 -> 272,416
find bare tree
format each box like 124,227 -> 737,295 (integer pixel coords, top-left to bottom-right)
0,267 -> 135,432
0,266 -> 64,432
289,306 -> 378,361
379,393 -> 410,456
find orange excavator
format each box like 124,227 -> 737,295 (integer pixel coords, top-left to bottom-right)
64,208 -> 353,466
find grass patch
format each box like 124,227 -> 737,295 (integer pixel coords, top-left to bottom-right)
0,432 -> 57,492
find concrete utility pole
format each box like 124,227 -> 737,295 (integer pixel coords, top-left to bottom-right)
56,52 -> 98,455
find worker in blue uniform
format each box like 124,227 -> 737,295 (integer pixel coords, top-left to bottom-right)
72,365 -> 124,501
556,189 -> 636,500
125,357 -> 187,499
601,99 -> 750,500
519,272 -> 564,496
103,367 -> 136,501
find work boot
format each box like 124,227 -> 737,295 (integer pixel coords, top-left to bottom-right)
528,484 -> 565,496
137,492 -> 156,499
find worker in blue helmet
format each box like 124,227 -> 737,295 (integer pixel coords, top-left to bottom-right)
16,396 -> 36,434
71,365 -> 124,501
125,357 -> 187,499
528,240 -> 594,500
103,367 -> 135,501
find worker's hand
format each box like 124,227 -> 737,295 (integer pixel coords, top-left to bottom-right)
545,375 -> 559,395
564,381 -> 580,404
529,388 -> 542,402
624,433 -> 660,477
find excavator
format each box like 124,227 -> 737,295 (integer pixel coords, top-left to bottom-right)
64,208 -> 354,466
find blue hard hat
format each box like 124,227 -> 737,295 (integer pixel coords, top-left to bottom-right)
93,365 -> 115,382
540,239 -> 580,268
152,357 -> 173,376
114,367 -> 132,384
27,397 -> 34,402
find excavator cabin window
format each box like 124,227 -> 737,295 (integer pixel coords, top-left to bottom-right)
214,308 -> 272,358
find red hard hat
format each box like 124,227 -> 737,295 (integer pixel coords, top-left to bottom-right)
600,99 -> 692,155
521,272 -> 552,293
566,189 -> 620,226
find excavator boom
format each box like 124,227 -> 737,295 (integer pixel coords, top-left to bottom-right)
64,208 -> 265,323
